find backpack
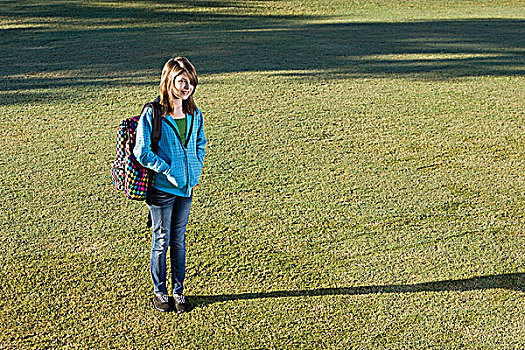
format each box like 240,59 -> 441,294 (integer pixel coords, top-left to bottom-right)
111,99 -> 162,201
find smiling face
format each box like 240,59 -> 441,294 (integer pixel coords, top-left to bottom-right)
159,56 -> 199,116
172,72 -> 194,100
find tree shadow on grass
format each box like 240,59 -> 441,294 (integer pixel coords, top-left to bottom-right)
190,273 -> 524,308
1,0 -> 524,104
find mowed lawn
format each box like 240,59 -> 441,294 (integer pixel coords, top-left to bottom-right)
0,0 -> 524,348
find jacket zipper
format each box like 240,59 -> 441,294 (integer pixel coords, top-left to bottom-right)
163,115 -> 194,195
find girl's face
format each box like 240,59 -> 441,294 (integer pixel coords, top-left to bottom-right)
172,72 -> 194,100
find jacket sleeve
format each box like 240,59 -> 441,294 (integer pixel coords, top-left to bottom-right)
133,107 -> 170,175
195,108 -> 207,166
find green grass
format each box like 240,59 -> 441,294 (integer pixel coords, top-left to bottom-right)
1,0 -> 524,348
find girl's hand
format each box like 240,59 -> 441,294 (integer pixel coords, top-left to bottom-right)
166,173 -> 179,187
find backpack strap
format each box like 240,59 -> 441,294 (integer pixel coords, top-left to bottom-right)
148,102 -> 162,154
144,99 -> 162,228
137,100 -> 162,152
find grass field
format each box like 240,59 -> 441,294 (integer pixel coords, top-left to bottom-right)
1,0 -> 524,348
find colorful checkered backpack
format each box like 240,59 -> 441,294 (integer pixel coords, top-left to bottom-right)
111,100 -> 162,201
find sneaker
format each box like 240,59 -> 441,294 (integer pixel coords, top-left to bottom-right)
152,294 -> 170,312
173,294 -> 188,314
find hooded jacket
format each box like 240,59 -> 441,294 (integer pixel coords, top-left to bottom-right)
133,106 -> 206,197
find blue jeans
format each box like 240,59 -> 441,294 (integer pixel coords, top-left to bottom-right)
147,188 -> 192,296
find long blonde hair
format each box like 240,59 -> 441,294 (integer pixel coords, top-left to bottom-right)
158,56 -> 198,116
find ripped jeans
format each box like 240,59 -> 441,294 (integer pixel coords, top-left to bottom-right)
147,188 -> 192,296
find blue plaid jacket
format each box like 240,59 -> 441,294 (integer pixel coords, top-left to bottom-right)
134,106 -> 207,197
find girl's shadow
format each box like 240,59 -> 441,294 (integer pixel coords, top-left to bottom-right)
190,273 -> 524,308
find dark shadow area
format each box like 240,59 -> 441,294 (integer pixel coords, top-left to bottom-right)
1,1 -> 524,104
191,273 -> 524,308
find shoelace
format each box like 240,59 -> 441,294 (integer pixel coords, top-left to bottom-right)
174,294 -> 186,304
157,295 -> 169,304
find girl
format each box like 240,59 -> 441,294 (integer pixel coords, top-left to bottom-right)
134,57 -> 206,313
